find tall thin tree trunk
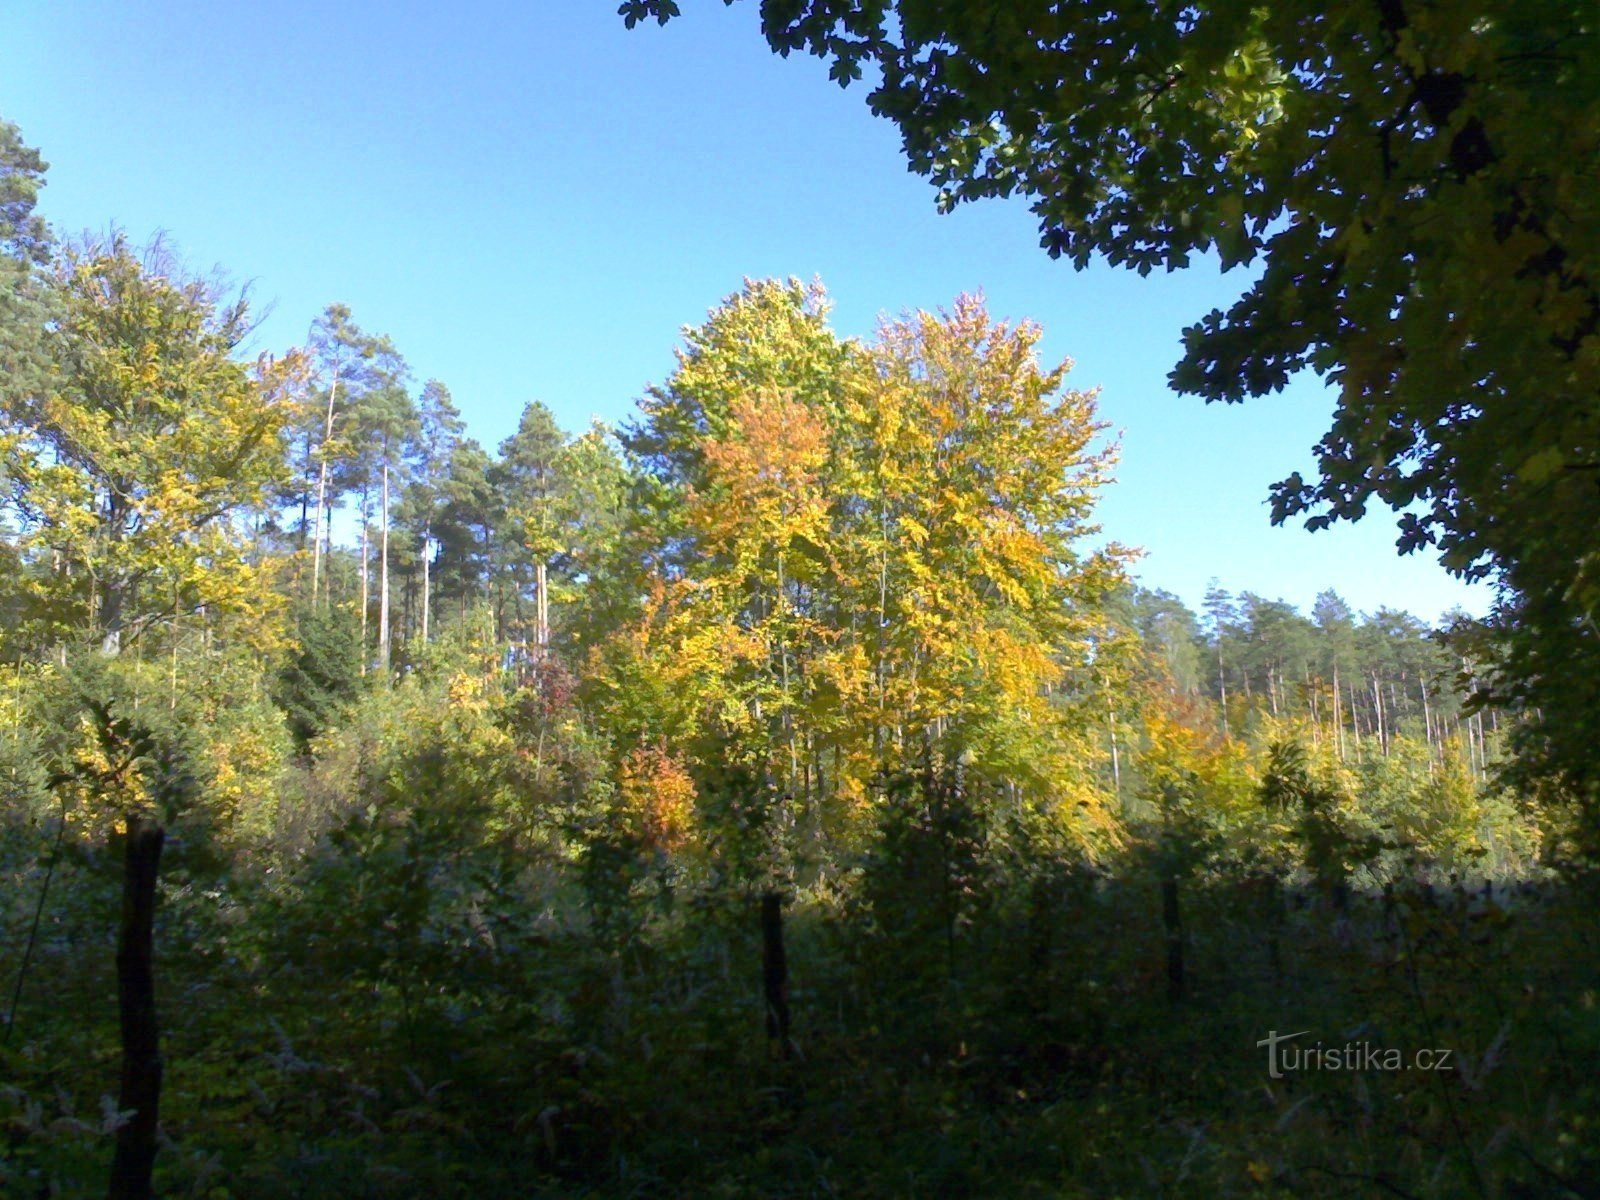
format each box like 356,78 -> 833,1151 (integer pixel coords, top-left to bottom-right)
378,461 -> 391,674
1420,679 -> 1434,759
535,559 -> 549,656
1217,646 -> 1229,740
1106,688 -> 1121,799
1332,666 -> 1344,761
311,366 -> 338,605
421,528 -> 432,645
359,488 -> 370,676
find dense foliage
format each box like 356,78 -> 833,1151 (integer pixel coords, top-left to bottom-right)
1,110 -> 1596,1198
621,0 -> 1600,835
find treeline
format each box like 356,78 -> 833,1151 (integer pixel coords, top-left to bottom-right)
1120,586 -> 1495,773
0,105 -> 1536,881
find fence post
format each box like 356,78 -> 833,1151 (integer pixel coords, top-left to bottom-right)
109,815 -> 165,1200
761,891 -> 791,1059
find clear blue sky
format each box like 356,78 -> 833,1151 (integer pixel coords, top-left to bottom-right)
2,0 -> 1494,624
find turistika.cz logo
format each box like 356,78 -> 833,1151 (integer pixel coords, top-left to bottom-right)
1256,1030 -> 1455,1079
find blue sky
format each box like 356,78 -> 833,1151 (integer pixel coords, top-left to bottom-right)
2,0 -> 1494,623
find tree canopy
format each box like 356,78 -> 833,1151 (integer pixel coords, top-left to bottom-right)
623,0 -> 1600,806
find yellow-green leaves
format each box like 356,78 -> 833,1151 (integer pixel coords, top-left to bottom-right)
601,280 -> 1127,851
2,234 -> 290,653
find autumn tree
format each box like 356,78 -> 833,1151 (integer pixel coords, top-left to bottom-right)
626,0 -> 1600,817
840,296 -> 1128,819
1,233 -> 290,655
603,279 -> 855,865
598,280 -> 1126,869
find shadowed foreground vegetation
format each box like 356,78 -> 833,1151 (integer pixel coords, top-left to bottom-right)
3,639 -> 1596,1199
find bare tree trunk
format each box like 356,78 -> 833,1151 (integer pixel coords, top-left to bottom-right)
421,529 -> 432,645
1217,647 -> 1229,740
1332,665 -> 1345,761
109,816 -> 165,1200
1106,691 -> 1121,799
535,559 -> 549,656
378,461 -> 391,674
359,488 -> 370,676
1421,679 -> 1435,772
311,366 -> 338,605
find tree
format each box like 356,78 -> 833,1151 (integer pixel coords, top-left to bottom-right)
495,401 -> 567,657
303,304 -> 367,604
405,379 -> 464,646
2,233 -> 290,654
0,118 -> 53,416
0,119 -> 55,650
307,307 -> 413,671
429,438 -> 501,623
356,366 -> 417,674
624,0 -> 1600,808
598,280 -> 1126,862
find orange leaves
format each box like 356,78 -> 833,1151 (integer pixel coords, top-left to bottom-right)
617,743 -> 697,852
703,391 -> 829,495
691,389 -> 833,570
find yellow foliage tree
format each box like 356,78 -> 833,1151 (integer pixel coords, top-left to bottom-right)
1,234 -> 292,655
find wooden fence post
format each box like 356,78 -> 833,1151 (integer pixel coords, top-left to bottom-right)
761,892 -> 791,1060
1161,875 -> 1185,1004
109,815 -> 164,1200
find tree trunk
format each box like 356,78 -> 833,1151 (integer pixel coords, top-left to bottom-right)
1332,665 -> 1344,760
100,575 -> 125,657
1106,693 -> 1120,799
379,461 -> 391,674
421,527 -> 432,645
109,816 -> 165,1200
1217,648 -> 1229,740
359,487 -> 370,676
1421,679 -> 1434,764
311,366 -> 338,605
535,558 -> 549,657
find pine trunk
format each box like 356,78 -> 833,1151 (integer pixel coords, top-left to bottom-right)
378,461 -> 391,674
421,528 -> 432,644
311,366 -> 338,605
359,488 -> 370,676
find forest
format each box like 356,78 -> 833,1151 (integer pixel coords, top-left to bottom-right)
4,0 -> 1600,1195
